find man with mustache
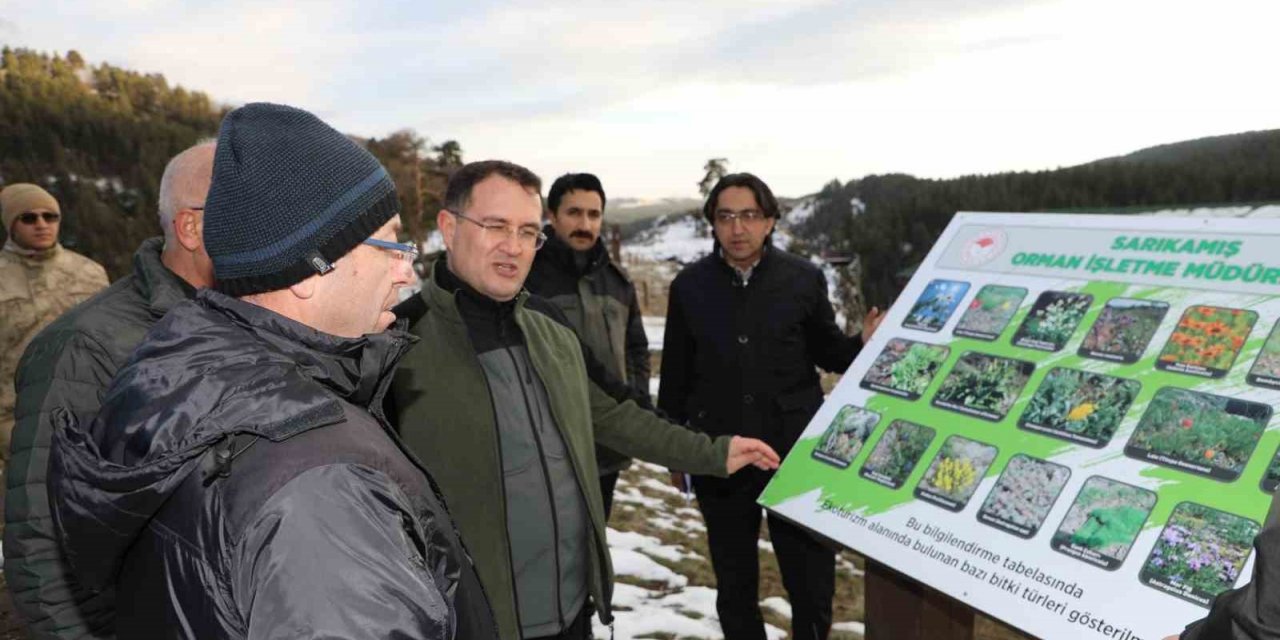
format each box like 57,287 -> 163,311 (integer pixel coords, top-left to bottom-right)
391,160 -> 781,640
525,172 -> 649,521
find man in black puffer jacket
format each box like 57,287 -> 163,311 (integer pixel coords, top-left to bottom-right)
659,173 -> 882,640
48,103 -> 495,639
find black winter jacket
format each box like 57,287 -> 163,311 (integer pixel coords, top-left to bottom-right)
525,229 -> 649,474
48,290 -> 496,640
658,245 -> 862,460
6,237 -> 187,639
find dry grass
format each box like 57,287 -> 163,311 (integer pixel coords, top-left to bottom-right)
612,454 -> 1035,640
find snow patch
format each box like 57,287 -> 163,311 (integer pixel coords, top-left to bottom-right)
623,214 -> 711,264
608,528 -> 698,563
786,199 -> 815,225
834,621 -> 867,634
639,477 -> 681,496
760,596 -> 791,619
612,548 -> 688,588
642,316 -> 665,352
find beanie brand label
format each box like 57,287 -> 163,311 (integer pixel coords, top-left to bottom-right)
307,250 -> 334,275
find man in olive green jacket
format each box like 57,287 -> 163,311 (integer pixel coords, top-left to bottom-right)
391,160 -> 779,640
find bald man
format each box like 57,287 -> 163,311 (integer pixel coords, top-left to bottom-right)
4,141 -> 216,639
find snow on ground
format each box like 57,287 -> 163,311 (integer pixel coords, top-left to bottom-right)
761,596 -> 792,620
613,487 -> 667,510
834,621 -> 868,634
609,528 -> 700,564
605,460 -> 862,639
642,316 -> 665,352
623,215 -> 712,263
622,213 -> 794,265
786,199 -> 815,225
611,548 -> 689,588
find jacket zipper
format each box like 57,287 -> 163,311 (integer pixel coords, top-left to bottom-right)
501,342 -> 568,633
486,381 -> 528,635
459,312 -> 527,635
516,311 -> 615,627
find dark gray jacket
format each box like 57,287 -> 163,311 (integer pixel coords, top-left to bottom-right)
48,290 -> 496,639
5,237 -> 186,639
526,228 -> 649,475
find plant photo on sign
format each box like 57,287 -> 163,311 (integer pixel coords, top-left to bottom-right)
902,279 -> 972,333
953,285 -> 1028,341
811,405 -> 882,469
1078,298 -> 1170,363
859,420 -> 937,489
932,352 -> 1035,422
1261,444 -> 1280,493
1247,320 -> 1280,390
1125,387 -> 1272,481
1051,476 -> 1157,570
1139,502 -> 1260,607
914,435 -> 998,512
1012,290 -> 1093,352
976,454 -> 1071,538
859,338 -> 951,400
1156,305 -> 1257,378
1018,367 -> 1142,448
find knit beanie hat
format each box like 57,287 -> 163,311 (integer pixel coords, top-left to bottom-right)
1,183 -> 61,233
203,102 -> 399,296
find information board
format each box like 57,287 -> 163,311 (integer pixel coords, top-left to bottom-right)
760,212 -> 1280,640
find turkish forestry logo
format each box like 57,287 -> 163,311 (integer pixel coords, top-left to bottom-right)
960,229 -> 1007,266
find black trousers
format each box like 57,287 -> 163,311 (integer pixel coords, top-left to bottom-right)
694,471 -> 835,640
599,470 -> 620,522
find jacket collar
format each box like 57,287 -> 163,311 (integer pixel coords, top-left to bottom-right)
427,258 -> 526,322
713,242 -> 775,286
197,289 -> 414,408
3,238 -> 60,261
132,237 -> 197,318
539,224 -> 609,277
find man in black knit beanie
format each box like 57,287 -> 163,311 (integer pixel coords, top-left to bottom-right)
49,103 -> 497,639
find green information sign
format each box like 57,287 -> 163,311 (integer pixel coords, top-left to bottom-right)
761,213 -> 1280,640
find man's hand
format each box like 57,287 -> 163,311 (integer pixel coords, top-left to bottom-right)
726,436 -> 781,473
1163,636 -> 1181,640
862,306 -> 884,344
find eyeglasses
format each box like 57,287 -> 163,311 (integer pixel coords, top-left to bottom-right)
17,211 -> 60,225
713,208 -> 768,225
448,209 -> 547,250
362,238 -> 420,263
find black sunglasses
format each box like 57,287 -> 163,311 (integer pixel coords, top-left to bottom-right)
17,211 -> 60,225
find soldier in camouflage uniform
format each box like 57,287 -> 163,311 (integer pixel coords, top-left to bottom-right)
0,183 -> 108,463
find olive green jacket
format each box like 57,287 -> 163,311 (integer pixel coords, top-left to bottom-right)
392,277 -> 731,640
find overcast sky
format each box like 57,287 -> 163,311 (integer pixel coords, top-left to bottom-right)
2,0 -> 1277,199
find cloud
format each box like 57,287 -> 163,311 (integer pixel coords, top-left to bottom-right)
3,0 -> 1279,198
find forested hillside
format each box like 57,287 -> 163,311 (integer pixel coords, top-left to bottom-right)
0,48 -> 459,278
791,130 -> 1280,309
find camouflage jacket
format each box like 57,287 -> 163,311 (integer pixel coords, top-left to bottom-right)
0,243 -> 108,455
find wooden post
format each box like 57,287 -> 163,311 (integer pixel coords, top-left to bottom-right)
864,559 -> 974,640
